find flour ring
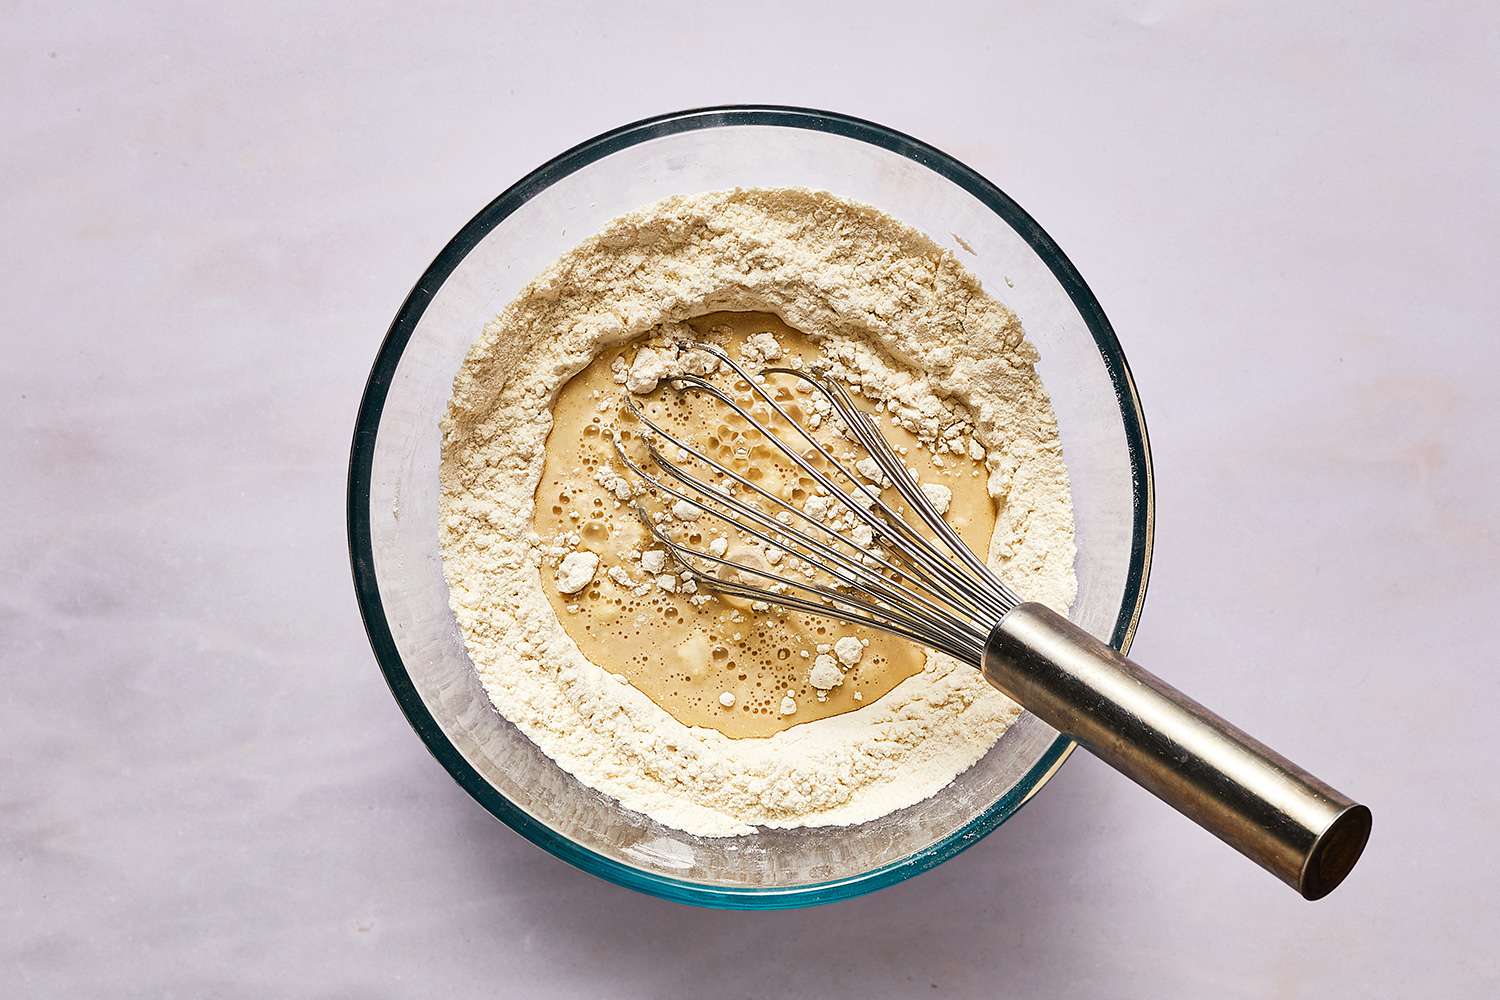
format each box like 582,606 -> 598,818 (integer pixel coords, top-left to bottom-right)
441,188 -> 1077,836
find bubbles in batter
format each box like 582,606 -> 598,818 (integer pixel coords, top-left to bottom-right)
531,312 -> 997,738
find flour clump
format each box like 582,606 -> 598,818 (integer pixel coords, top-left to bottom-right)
553,551 -> 598,595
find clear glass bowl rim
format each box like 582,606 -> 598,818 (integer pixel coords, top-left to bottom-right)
346,105 -> 1155,908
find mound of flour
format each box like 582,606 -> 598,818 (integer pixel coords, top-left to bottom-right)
440,188 -> 1076,836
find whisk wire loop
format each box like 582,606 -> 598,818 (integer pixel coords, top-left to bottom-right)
680,344 -> 1017,618
616,397 -> 992,639
613,341 -> 1021,665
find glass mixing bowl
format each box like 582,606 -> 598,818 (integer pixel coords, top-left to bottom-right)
348,106 -> 1153,908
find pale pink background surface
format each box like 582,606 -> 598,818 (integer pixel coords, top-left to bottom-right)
4,2 -> 1497,996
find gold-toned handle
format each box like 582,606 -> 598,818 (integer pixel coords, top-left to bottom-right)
983,603 -> 1371,899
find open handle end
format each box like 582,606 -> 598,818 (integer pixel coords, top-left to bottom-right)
1300,802 -> 1372,900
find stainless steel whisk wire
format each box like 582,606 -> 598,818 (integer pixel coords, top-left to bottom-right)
611,342 -> 1017,665
610,339 -> 1371,901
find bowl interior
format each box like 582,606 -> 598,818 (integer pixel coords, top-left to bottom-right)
350,109 -> 1151,906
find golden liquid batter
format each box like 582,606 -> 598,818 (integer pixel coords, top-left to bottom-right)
533,313 -> 996,738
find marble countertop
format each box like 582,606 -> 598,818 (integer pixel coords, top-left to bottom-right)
5,3 -> 1497,996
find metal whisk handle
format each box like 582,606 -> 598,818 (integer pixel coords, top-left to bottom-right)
983,603 -> 1371,900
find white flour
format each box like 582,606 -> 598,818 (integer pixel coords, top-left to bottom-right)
440,188 -> 1076,836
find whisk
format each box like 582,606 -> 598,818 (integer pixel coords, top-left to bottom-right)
614,342 -> 1371,900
